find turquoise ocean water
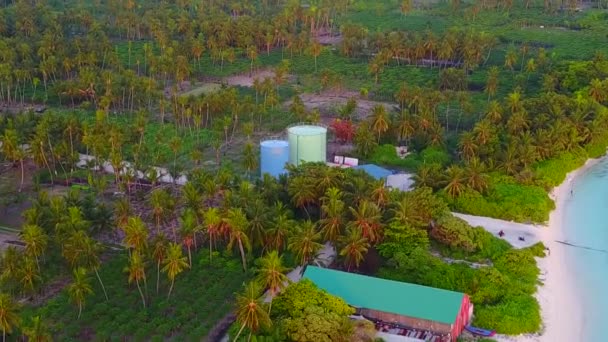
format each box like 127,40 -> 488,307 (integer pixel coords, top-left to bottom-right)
562,157 -> 608,342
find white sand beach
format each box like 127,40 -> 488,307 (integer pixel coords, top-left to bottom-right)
455,158 -> 603,342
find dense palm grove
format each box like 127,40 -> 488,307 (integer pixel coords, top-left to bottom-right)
0,161 -> 543,339
1,0 -> 608,340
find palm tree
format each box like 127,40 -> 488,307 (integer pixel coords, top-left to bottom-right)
267,205 -> 295,252
370,105 -> 389,142
348,200 -> 383,244
123,216 -> 149,253
1,128 -> 26,192
484,66 -> 499,101
224,208 -> 252,271
504,47 -> 517,73
233,282 -> 271,342
319,188 -> 346,244
0,293 -> 20,341
62,230 -> 109,301
19,257 -> 41,296
246,199 -> 268,250
22,316 -> 52,342
464,158 -> 489,193
308,39 -> 322,72
182,182 -> 203,213
458,132 -> 478,161
287,176 -> 316,217
202,207 -> 223,260
162,242 -> 189,299
20,224 -> 48,271
179,209 -> 198,267
444,166 -> 466,198
151,233 -> 168,294
339,229 -> 370,272
288,221 -> 323,266
149,188 -> 175,234
485,101 -> 503,124
125,250 -> 147,308
67,267 -> 93,319
0,246 -> 22,290
255,251 -> 289,312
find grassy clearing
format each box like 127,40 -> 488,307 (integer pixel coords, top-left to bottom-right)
180,83 -> 223,97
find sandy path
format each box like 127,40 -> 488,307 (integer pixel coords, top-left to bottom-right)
453,213 -> 542,249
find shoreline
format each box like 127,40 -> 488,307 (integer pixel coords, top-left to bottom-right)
531,156 -> 603,342
457,156 -> 605,342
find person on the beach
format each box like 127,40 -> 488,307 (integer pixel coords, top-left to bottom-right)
498,230 -> 505,237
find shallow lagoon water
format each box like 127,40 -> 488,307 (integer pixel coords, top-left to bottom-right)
562,157 -> 608,342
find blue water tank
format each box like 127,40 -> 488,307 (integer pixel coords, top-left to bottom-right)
260,140 -> 290,178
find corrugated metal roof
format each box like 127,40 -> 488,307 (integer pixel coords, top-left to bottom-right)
353,164 -> 393,180
303,266 -> 464,325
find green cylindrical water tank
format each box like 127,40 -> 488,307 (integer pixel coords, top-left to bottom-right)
287,125 -> 327,166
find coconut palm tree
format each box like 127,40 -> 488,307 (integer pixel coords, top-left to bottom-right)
287,176 -> 316,217
162,242 -> 189,299
339,229 -> 370,272
233,282 -> 271,342
0,293 -> 20,341
484,66 -> 499,101
224,208 -> 252,271
288,221 -> 322,266
20,224 -> 48,271
54,206 -> 89,239
202,207 -> 223,261
444,166 -> 466,198
125,250 -> 147,308
255,251 -> 289,312
370,105 -> 389,142
123,216 -> 149,253
18,257 -> 41,296
308,39 -> 322,72
319,188 -> 346,244
149,188 -> 175,234
22,315 -> 52,342
458,132 -> 478,161
464,158 -> 489,193
67,267 -> 93,319
267,205 -> 295,252
179,209 -> 198,267
348,200 -> 383,244
1,128 -> 26,192
62,230 -> 109,301
246,199 -> 269,250
151,233 -> 168,294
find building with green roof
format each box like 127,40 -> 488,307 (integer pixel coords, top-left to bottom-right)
303,266 -> 473,341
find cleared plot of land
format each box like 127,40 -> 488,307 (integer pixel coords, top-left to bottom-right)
180,82 -> 222,97
224,69 -> 276,87
285,90 -> 398,122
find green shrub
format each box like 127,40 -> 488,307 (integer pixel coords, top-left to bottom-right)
474,294 -> 541,334
445,175 -> 555,223
368,144 -> 421,170
533,150 -> 587,189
